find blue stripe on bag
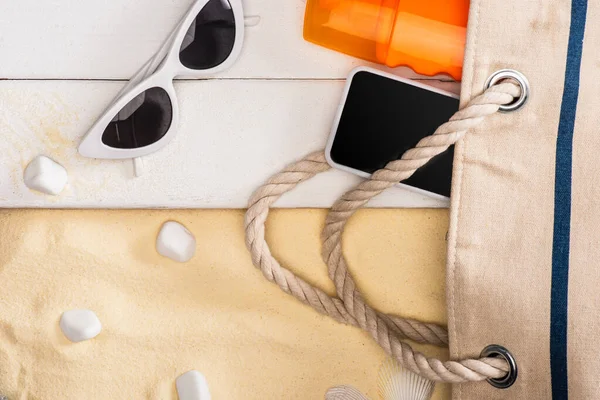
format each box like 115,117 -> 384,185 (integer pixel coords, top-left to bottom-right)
551,0 -> 587,398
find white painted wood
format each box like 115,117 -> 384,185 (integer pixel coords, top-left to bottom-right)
0,79 -> 454,208
0,0 -> 459,208
0,0 -> 453,80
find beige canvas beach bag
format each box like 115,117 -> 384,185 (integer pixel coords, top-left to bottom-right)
244,0 -> 597,398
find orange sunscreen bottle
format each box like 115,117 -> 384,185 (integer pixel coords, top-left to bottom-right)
304,0 -> 469,80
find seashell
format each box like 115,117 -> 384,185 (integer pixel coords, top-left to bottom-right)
325,385 -> 369,400
377,358 -> 434,400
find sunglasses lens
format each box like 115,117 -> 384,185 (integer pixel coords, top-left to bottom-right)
102,87 -> 173,149
179,0 -> 236,70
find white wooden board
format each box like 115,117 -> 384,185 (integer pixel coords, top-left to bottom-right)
0,0 -> 454,80
0,0 -> 458,209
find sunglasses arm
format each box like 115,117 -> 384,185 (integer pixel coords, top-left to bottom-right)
244,15 -> 261,27
133,157 -> 145,177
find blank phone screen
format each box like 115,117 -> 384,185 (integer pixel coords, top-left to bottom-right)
329,70 -> 460,197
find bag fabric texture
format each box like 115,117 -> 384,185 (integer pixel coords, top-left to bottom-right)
448,0 -> 595,398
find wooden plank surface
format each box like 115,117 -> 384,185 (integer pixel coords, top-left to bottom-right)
0,0 -> 451,80
0,0 -> 458,208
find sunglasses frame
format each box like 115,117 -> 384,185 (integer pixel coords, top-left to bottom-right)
79,0 -> 245,159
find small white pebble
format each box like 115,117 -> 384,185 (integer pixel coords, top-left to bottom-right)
156,221 -> 196,263
60,309 -> 102,343
23,155 -> 68,195
176,370 -> 211,400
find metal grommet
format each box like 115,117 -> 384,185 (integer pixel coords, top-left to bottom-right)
480,344 -> 518,389
484,69 -> 530,113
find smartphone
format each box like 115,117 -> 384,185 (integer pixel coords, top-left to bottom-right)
326,67 -> 460,199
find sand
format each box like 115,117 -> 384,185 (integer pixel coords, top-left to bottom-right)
0,209 -> 449,399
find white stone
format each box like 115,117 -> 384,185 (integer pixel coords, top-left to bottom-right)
60,309 -> 102,343
156,221 -> 196,263
176,370 -> 211,400
23,155 -> 68,195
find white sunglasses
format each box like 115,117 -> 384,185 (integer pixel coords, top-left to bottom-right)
78,0 -> 253,162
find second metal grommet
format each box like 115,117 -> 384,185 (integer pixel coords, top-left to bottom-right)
480,344 -> 518,389
484,69 -> 530,113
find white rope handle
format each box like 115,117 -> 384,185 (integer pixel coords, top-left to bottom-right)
245,82 -> 520,383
